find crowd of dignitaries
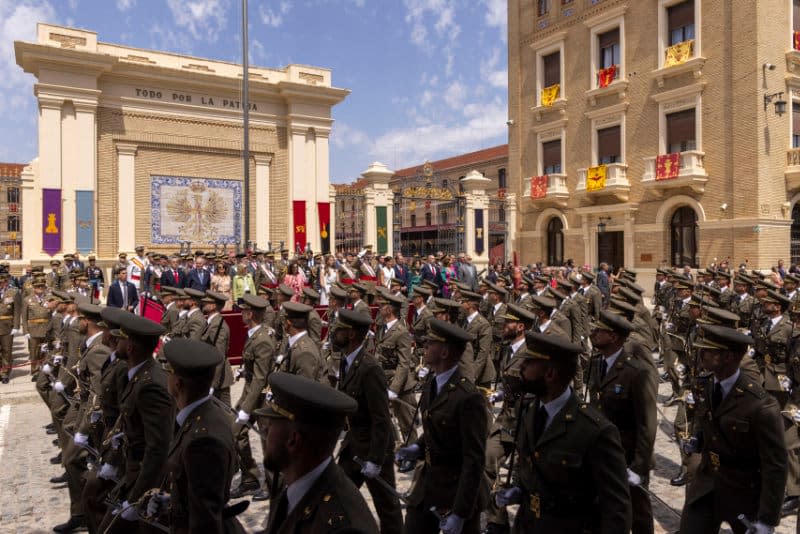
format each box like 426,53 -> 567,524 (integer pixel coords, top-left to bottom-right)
13,247 -> 800,534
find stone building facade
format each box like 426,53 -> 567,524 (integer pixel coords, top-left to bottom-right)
509,0 -> 798,273
0,164 -> 23,259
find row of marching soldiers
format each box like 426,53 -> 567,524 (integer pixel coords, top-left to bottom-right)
29,259 -> 793,534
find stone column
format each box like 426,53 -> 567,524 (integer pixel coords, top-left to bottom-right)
20,163 -> 38,261
461,170 -> 492,271
288,125 -> 309,251
33,95 -> 63,260
254,154 -> 272,249
623,209 -> 636,268
328,185 -> 337,253
505,192 -> 518,264
361,162 -> 394,254
116,143 -> 138,253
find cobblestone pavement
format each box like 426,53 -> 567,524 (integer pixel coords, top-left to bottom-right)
0,339 -> 796,533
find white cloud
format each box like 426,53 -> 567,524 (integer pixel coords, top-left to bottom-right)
258,1 -> 291,28
0,1 -> 57,104
166,0 -> 229,42
116,0 -> 135,11
403,0 -> 460,52
331,122 -> 369,151
480,47 -> 507,89
443,80 -> 465,110
482,0 -> 506,42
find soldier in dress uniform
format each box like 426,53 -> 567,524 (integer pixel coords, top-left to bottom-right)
663,278 -> 694,406
272,284 -> 294,344
333,309 -> 403,534
143,338 -> 243,533
460,290 -> 495,389
255,372 -> 378,534
127,245 -> 149,295
275,302 -> 325,381
200,290 -> 233,407
114,252 -> 129,279
395,319 -> 488,534
486,281 -> 508,379
230,294 -> 277,501
588,311 -> 657,534
158,286 -> 181,336
24,277 -> 51,379
300,287 -> 323,342
729,275 -> 756,332
484,304 -> 536,534
680,324 -> 787,534
348,282 -> 372,318
48,259 -> 67,290
180,288 -> 207,340
86,255 -> 104,300
529,295 -> 569,338
495,331 -> 632,533
0,273 -> 21,383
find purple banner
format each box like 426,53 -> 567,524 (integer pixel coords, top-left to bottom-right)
42,188 -> 61,256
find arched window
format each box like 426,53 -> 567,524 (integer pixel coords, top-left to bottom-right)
671,206 -> 698,267
426,212 -> 432,226
410,214 -> 417,227
546,217 -> 563,266
441,211 -> 448,225
792,203 -> 800,266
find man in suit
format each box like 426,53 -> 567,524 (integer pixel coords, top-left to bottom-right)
255,372 -> 379,534
680,324 -> 786,533
588,311 -> 657,534
98,313 -> 174,533
496,332 -> 632,533
106,268 -> 138,312
200,291 -> 233,407
596,262 -> 611,304
457,254 -> 478,292
396,319 -> 488,534
145,339 -> 242,534
186,255 -> 210,291
392,253 -> 411,294
160,255 -> 185,289
334,309 -> 402,534
420,255 -> 440,293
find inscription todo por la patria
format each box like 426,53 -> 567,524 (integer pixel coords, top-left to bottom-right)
133,88 -> 258,111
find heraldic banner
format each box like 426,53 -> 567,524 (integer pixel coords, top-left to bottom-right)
376,206 -> 388,255
76,190 -> 94,254
664,39 -> 693,67
42,188 -> 61,256
318,202 -> 331,254
598,65 -> 616,88
293,200 -> 307,253
475,208 -> 484,255
655,153 -> 681,181
541,84 -> 560,107
151,176 -> 242,244
531,175 -> 548,199
586,165 -> 607,192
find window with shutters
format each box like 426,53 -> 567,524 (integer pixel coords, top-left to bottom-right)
410,214 -> 417,227
666,109 -> 696,153
425,212 -> 432,226
546,217 -> 564,266
671,207 -> 698,268
598,29 -> 620,71
538,0 -> 550,17
795,0 -> 800,31
498,168 -> 507,189
794,102 -> 800,149
7,216 -> 19,233
542,140 -> 562,174
6,187 -> 18,204
543,52 -> 560,87
597,126 -> 621,164
667,0 -> 694,45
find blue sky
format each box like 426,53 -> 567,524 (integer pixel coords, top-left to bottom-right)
0,0 -> 508,183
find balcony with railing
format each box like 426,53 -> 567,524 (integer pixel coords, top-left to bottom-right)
641,151 -> 707,196
576,163 -> 630,203
528,173 -> 569,208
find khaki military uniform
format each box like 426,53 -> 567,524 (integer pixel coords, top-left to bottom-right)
181,308 -> 206,340
24,293 -> 50,375
276,331 -> 325,382
488,302 -> 507,375
306,307 -> 322,343
201,313 -> 233,406
728,292 -> 756,332
160,301 -> 180,336
0,285 -> 20,378
375,319 -> 417,444
464,313 -> 495,387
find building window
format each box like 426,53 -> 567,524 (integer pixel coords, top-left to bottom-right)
666,109 -> 696,153
543,51 -> 560,87
670,206 -> 698,267
598,28 -> 620,71
442,179 -> 448,189
441,211 -> 448,225
794,102 -> 800,149
792,203 -> 800,266
498,168 -> 507,189
6,187 -> 19,204
538,0 -> 550,17
498,207 -> 506,223
597,126 -> 621,164
6,216 -> 18,233
425,212 -> 432,226
546,217 -> 564,266
542,139 -> 562,174
667,0 -> 694,45
411,214 -> 417,227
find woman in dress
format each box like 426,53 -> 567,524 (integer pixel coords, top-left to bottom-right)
231,263 -> 255,308
210,262 -> 233,310
282,262 -> 306,302
410,259 -> 422,290
319,255 -> 338,306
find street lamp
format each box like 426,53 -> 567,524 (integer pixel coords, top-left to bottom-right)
764,91 -> 787,116
597,216 -> 611,235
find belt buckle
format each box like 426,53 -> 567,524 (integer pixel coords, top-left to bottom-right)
765,354 -> 772,365
530,493 -> 541,518
709,451 -> 720,471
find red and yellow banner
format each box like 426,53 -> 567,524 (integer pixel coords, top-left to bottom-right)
292,200 -> 306,253
541,84 -> 560,107
586,165 -> 607,192
530,175 -> 548,199
598,65 -> 617,88
655,153 -> 681,181
317,202 -> 331,253
794,31 -> 800,51
664,40 -> 693,67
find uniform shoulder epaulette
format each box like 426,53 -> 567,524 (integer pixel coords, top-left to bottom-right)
189,413 -> 211,437
457,376 -> 480,394
576,402 -> 607,428
317,491 -> 352,530
741,380 -> 767,399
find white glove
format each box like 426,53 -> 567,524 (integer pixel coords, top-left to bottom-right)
23,333 -> 30,341
234,368 -> 243,380
360,461 -> 381,479
387,389 -> 398,401
73,432 -> 89,448
793,411 -> 800,424
119,500 -> 138,521
236,410 -> 250,424
53,381 -> 65,393
89,410 -> 102,424
42,363 -> 53,376
779,375 -> 793,392
10,328 -> 20,336
685,392 -> 695,406
395,443 -> 422,463
97,463 -> 118,481
681,436 -> 700,455
439,514 -> 465,534
747,522 -> 775,534
626,468 -> 642,486
275,354 -> 285,364
676,364 -> 687,378
110,432 -> 125,450
746,347 -> 756,358
53,355 -> 63,365
494,486 -> 522,507
489,390 -> 505,403
417,366 -> 430,379
209,387 -> 214,396
146,492 -> 171,518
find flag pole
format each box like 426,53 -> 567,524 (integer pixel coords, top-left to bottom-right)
241,0 -> 251,248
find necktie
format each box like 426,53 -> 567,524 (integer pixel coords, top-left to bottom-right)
429,376 -> 438,402
271,491 -> 289,531
121,284 -> 127,306
712,382 -> 723,411
339,358 -> 347,384
765,320 -> 772,334
174,421 -> 180,435
599,359 -> 608,381
173,270 -> 178,282
533,405 -> 548,443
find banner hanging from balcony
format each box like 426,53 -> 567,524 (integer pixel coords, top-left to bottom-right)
531,175 -> 548,199
292,200 -> 306,254
42,188 -> 61,256
586,165 -> 607,192
540,84 -> 560,107
598,65 -> 617,88
655,153 -> 681,181
317,202 -> 331,254
376,206 -> 388,255
795,31 -> 800,51
664,40 -> 693,67
474,208 -> 484,255
76,191 -> 94,254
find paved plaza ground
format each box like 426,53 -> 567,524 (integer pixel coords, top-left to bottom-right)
0,336 -> 796,533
